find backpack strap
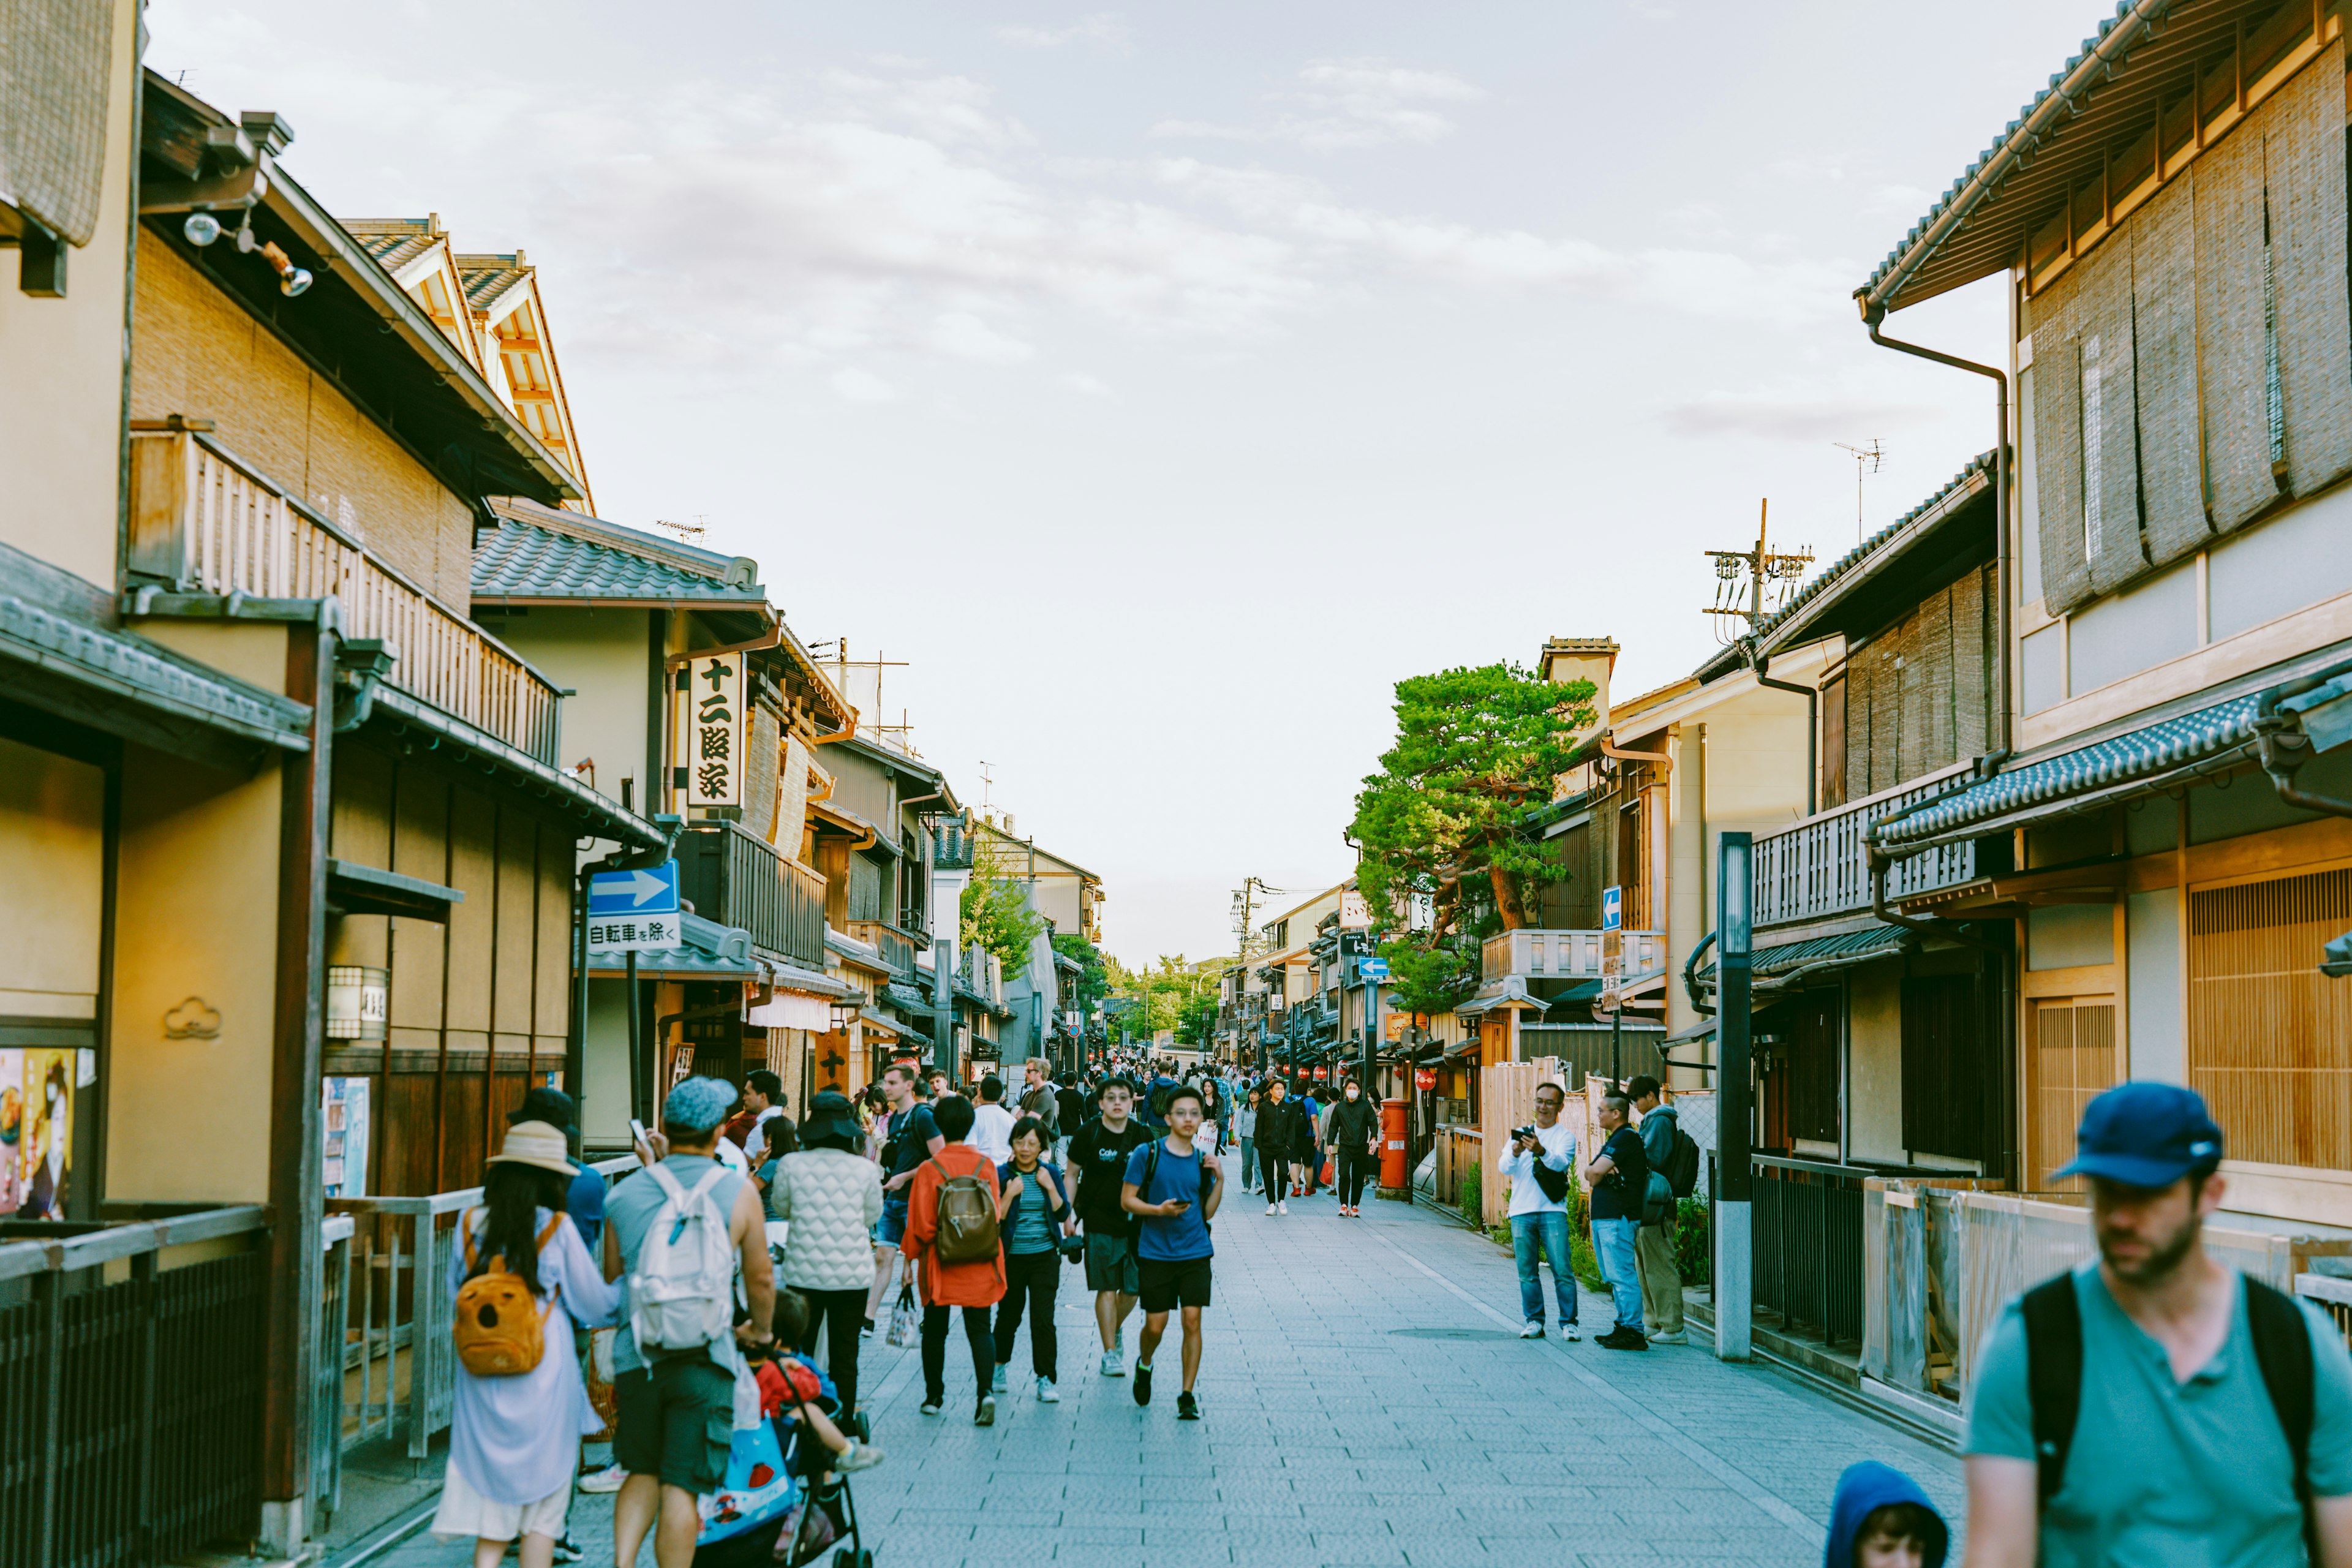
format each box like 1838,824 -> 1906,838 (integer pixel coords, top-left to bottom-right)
2021,1273 -> 2084,1509
2245,1276 -> 2318,1563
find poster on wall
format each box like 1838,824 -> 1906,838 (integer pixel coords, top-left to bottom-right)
20,1048 -> 72,1219
0,1049 -> 21,1215
323,1077 -> 371,1199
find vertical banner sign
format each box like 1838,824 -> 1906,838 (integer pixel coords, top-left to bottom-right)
678,651 -> 745,810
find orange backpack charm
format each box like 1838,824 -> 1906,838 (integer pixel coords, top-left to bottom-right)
453,1210 -> 562,1376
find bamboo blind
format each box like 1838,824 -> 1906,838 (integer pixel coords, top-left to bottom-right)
2270,37 -> 2352,502
2190,866 -> 2352,1170
2033,1000 -> 2117,1190
2135,169 -> 2208,569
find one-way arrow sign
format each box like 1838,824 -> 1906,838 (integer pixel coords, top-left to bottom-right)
590,863 -> 680,916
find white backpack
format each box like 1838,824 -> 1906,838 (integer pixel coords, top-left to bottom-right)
628,1164 -> 736,1355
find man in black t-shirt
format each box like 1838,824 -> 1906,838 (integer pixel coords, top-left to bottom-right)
865,1063 -> 945,1329
1068,1077 -> 1153,1378
1583,1091 -> 1651,1350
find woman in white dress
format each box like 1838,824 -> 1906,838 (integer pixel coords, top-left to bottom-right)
433,1120 -> 619,1568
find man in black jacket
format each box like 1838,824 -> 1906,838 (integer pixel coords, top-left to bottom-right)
1068,1077 -> 1153,1377
1325,1077 -> 1382,1217
1254,1078 -> 1308,1216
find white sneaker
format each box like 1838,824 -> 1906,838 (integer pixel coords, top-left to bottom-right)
1560,1324 -> 1581,1341
577,1463 -> 625,1494
1036,1376 -> 1059,1403
834,1441 -> 886,1474
1101,1351 -> 1123,1377
1519,1322 -> 1544,1339
1277,1200 -> 1289,1215
1649,1329 -> 1689,1345
1265,1202 -> 1278,1216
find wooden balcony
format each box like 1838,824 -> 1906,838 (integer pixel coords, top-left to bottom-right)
127,426 -> 563,765
678,822 -> 827,968
1752,777 -> 1995,929
1481,928 -> 1666,984
845,919 -> 924,979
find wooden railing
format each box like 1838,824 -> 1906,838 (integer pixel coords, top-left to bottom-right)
845,919 -> 922,979
679,823 -> 827,968
128,427 -> 562,766
1752,775 -> 1992,929
1480,927 -> 1665,983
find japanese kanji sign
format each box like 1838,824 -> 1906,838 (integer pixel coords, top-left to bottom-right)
676,651 -> 745,810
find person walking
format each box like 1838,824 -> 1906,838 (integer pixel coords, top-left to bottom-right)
966,1076 -> 1016,1165
1121,1084 -> 1221,1420
1626,1075 -> 1687,1345
992,1115 -> 1079,1404
764,1090 -> 883,1428
1017,1057 -> 1060,1146
865,1064 -> 944,1333
434,1120 -> 618,1568
1254,1077 -> 1305,1215
1498,1082 -> 1578,1341
902,1095 -> 1006,1425
1960,1083 -> 2352,1567
601,1080 -> 774,1568
1054,1073 -> 1086,1166
1325,1077 -> 1381,1217
1069,1077 -> 1152,1377
1583,1091 -> 1649,1351
1235,1085 -> 1261,1195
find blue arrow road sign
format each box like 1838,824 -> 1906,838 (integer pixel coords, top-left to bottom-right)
590,862 -> 680,917
1360,957 -> 1390,981
1602,885 -> 1622,932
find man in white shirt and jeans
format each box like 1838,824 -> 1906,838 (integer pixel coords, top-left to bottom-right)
1497,1081 -> 1578,1340
965,1076 -> 1017,1165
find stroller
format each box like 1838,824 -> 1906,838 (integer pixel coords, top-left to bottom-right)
692,1344 -> 870,1568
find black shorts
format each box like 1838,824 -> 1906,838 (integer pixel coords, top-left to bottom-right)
614,1357 -> 733,1494
1137,1255 -> 1213,1313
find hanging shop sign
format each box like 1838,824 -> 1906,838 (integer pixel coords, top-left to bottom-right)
325,966 -> 390,1041
1338,890 -> 1371,929
1312,1063 -> 1329,1081
676,651 -> 746,810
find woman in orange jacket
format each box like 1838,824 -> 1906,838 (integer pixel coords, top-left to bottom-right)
901,1095 -> 1007,1424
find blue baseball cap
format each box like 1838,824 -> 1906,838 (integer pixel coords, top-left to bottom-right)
2055,1082 -> 2225,1188
663,1076 -> 736,1136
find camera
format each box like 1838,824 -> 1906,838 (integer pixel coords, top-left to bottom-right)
1512,1126 -> 1537,1143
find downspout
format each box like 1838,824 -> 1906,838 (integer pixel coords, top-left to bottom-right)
2255,664 -> 2352,817
1860,302 -> 2011,758
1742,641 -> 1816,817
1865,842 -> 2002,952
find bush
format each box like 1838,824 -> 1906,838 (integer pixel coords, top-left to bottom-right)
1673,1195 -> 1711,1287
1457,1166 -> 1482,1226
1564,1183 -> 1607,1292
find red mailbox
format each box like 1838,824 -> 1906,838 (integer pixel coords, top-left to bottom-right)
1380,1098 -> 1409,1191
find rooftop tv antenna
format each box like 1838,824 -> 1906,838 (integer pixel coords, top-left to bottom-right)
1703,499 -> 1815,647
1833,439 -> 1885,541
651,518 -> 707,543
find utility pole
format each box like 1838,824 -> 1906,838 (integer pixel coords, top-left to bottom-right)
1703,500 -> 1815,647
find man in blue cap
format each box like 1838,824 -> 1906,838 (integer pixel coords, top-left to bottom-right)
1961,1082 -> 2352,1567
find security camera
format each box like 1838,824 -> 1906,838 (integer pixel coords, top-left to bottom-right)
183,211 -> 222,246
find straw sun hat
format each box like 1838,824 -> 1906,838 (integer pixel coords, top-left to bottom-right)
487,1119 -> 578,1177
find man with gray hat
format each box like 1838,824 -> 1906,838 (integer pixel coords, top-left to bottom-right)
1962,1082 -> 2352,1567
601,1077 -> 774,1568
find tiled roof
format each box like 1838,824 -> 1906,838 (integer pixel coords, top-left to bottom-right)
1693,451 -> 1995,682
586,912 -> 755,977
1,592 -> 314,750
342,217 -> 442,273
474,500 -> 764,603
1696,924 -> 1912,986
456,254 -> 530,317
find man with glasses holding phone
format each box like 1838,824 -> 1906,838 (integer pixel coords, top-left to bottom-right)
1498,1082 -> 1578,1341
1121,1084 -> 1221,1421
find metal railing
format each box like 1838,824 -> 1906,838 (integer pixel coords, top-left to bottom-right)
0,1205 -> 271,1568
326,1156 -> 638,1469
678,822 -> 827,967
127,427 -> 563,766
1752,775 -> 1988,928
1480,927 -> 1665,983
1752,1155 -> 1869,1348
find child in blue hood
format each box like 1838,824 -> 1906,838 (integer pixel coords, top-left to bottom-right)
1826,1461 -> 1948,1568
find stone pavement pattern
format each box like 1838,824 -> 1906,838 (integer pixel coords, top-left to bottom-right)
374,1188 -> 1962,1568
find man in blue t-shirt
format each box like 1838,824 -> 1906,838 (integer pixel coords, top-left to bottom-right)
1121,1083 -> 1222,1420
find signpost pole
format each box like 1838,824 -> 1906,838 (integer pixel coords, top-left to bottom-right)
1716,832 -> 1754,1362
1610,1007 -> 1621,1090
627,949 -> 644,1125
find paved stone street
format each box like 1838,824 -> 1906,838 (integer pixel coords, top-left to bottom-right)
377,1191 -> 1961,1568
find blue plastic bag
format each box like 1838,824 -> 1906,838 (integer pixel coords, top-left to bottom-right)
696,1414 -> 796,1542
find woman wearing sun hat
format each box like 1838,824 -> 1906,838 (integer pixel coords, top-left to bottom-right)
433,1120 -> 619,1568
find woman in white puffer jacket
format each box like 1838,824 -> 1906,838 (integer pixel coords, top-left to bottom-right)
766,1090 -> 885,1423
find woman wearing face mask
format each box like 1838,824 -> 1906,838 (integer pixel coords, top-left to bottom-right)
1324,1077 -> 1382,1218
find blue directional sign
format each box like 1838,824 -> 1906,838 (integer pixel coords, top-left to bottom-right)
590,862 -> 679,917
1360,956 -> 1390,981
1602,885 -> 1623,932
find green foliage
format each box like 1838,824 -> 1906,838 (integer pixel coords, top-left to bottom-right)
1106,953 -> 1221,1042
1564,1182 -> 1607,1292
1349,663 -> 1597,1014
1051,933 -> 1109,1016
960,837 -> 1046,979
1674,1194 -> 1711,1287
1457,1164 -> 1482,1225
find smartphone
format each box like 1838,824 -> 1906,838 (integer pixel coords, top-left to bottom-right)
628,1117 -> 649,1150
1166,1200 -> 1193,1213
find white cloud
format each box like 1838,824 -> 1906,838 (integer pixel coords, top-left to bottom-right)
1060,371 -> 1112,396
929,312 -> 1035,363
1657,390 -> 1941,441
997,13 -> 1129,51
1153,56 -> 1485,151
832,367 -> 897,403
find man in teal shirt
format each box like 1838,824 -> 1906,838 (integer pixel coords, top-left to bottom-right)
1964,1083 -> 2352,1566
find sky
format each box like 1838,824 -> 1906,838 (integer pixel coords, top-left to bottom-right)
147,1 -> 2103,967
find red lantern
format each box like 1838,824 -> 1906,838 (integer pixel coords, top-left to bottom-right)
1312,1064 -> 1329,1082
1414,1068 -> 1438,1092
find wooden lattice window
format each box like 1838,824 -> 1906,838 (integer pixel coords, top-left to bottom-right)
2034,1000 -> 2117,1189
2189,867 -> 2352,1169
